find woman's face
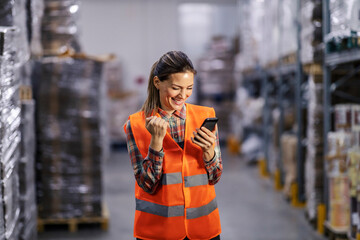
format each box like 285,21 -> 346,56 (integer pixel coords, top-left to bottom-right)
155,71 -> 194,114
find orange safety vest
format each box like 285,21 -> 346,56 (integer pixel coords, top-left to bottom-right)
125,103 -> 221,240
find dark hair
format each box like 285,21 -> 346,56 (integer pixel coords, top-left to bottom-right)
141,51 -> 196,116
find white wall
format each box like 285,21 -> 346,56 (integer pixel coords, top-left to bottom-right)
78,0 -> 238,95
79,0 -> 179,94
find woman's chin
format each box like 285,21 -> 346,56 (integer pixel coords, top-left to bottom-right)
171,102 -> 184,111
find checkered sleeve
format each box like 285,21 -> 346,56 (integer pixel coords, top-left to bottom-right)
204,127 -> 223,185
125,120 -> 164,194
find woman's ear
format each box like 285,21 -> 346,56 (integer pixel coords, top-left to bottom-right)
153,76 -> 160,89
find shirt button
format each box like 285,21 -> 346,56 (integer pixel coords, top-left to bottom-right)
174,134 -> 178,138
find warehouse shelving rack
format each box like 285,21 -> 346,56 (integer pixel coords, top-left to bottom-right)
276,63 -> 298,191
262,66 -> 278,178
274,0 -> 307,204
239,0 -> 307,207
320,0 -> 360,236
241,67 -> 269,174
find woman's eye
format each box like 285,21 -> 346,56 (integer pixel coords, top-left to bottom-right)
187,88 -> 193,90
172,87 -> 179,90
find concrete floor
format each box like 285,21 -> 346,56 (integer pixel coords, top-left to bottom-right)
38,148 -> 327,240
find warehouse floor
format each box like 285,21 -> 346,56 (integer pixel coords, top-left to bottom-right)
38,147 -> 327,240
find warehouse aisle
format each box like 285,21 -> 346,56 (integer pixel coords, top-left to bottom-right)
38,148 -> 327,240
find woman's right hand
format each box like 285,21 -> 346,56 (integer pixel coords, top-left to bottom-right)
145,116 -> 168,151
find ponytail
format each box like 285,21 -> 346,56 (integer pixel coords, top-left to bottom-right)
141,61 -> 160,116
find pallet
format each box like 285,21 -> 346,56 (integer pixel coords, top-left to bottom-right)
303,63 -> 323,76
242,67 -> 256,75
324,221 -> 348,240
20,85 -> 33,100
265,60 -> 278,69
281,52 -> 297,65
37,205 -> 109,233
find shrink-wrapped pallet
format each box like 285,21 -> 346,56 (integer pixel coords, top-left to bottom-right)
19,100 -> 37,240
41,0 -> 81,55
1,26 -> 23,240
279,0 -> 297,58
305,74 -> 324,221
32,55 -> 109,219
0,0 -> 30,65
300,0 -> 323,64
27,0 -> 44,56
326,0 -> 360,52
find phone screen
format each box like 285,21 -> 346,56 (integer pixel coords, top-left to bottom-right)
195,117 -> 218,141
201,118 -> 218,131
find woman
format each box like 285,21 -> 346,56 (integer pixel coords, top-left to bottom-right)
124,51 -> 223,240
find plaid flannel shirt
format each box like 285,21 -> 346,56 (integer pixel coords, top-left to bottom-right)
125,105 -> 223,194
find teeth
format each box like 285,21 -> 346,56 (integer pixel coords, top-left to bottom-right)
173,99 -> 183,105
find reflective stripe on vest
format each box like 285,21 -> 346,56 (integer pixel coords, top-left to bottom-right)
161,172 -> 182,185
136,198 -> 184,217
186,198 -> 218,219
184,174 -> 208,187
161,173 -> 208,187
136,198 -> 217,219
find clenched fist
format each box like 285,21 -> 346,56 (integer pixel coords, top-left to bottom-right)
145,116 -> 168,151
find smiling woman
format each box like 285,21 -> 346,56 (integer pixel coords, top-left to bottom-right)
154,72 -> 194,114
123,51 -> 223,240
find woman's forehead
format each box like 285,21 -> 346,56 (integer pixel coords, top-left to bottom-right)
166,72 -> 194,85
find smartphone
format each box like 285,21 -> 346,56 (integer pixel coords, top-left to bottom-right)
195,117 -> 218,141
201,117 -> 218,131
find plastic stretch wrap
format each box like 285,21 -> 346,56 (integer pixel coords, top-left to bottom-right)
237,0 -> 265,70
27,0 -> 44,56
0,0 -> 30,65
18,209 -> 36,240
3,165 -> 20,240
261,0 -> 279,66
305,75 -> 324,220
231,87 -> 264,162
326,0 -> 360,43
237,0 -> 282,68
32,56 -> 109,219
41,0 -> 81,55
301,0 -> 323,64
0,25 -> 25,240
279,0 -> 297,57
19,100 -> 37,240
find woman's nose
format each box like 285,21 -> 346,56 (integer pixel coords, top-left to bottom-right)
179,89 -> 186,98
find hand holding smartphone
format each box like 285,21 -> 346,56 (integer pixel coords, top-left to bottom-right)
194,117 -> 218,141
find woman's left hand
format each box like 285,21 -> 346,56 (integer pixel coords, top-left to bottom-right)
191,127 -> 216,162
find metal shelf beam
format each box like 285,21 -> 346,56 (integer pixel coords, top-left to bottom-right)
326,50 -> 360,67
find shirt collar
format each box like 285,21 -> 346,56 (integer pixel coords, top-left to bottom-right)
158,104 -> 186,120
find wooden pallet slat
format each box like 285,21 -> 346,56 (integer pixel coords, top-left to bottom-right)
281,52 -> 297,65
37,204 -> 109,232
